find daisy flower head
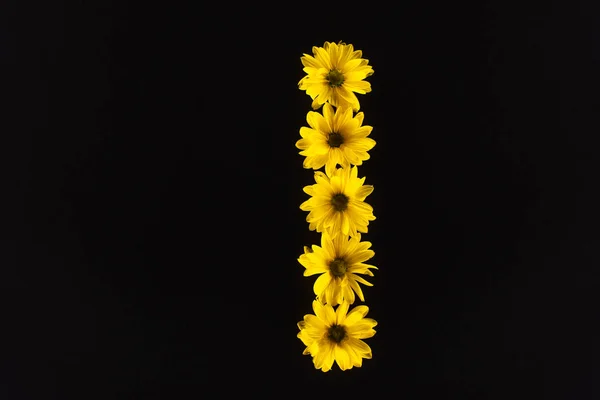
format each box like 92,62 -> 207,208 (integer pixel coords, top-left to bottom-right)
296,103 -> 376,177
298,232 -> 376,306
300,165 -> 375,238
297,300 -> 377,372
298,41 -> 374,112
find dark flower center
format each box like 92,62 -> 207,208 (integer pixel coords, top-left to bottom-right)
327,132 -> 344,148
329,257 -> 348,277
326,69 -> 345,87
331,193 -> 349,212
327,324 -> 347,343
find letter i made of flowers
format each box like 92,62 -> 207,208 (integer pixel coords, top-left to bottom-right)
295,41 -> 378,372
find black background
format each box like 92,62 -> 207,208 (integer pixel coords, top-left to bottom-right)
5,1 -> 600,398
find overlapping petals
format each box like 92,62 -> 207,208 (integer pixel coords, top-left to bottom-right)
298,232 -> 376,306
297,301 -> 377,372
300,166 -> 375,238
296,103 -> 376,176
298,41 -> 374,112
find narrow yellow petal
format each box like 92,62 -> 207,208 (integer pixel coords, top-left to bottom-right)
335,301 -> 350,325
354,112 -> 365,126
354,185 -> 374,201
325,282 -> 337,306
349,278 -> 365,302
314,47 -> 332,70
321,235 -> 336,259
328,42 -> 339,67
344,80 -> 371,94
345,249 -> 375,265
321,303 -> 336,326
303,265 -> 329,276
343,284 -> 356,305
350,273 -> 373,287
301,54 -> 322,69
345,305 -> 369,325
341,212 -> 350,236
322,103 -> 334,129
346,337 -> 372,359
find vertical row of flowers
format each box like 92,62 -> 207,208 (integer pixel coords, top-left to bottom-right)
295,41 -> 379,372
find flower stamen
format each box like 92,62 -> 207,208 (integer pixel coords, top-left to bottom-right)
327,132 -> 344,148
327,324 -> 347,343
331,193 -> 349,212
329,258 -> 347,277
326,69 -> 345,88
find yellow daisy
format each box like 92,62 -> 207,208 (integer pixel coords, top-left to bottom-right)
298,232 -> 376,306
300,166 -> 375,238
296,103 -> 376,176
298,41 -> 374,112
297,300 -> 377,372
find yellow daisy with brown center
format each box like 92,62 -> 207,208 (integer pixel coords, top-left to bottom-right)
299,232 -> 376,306
298,41 -> 374,112
300,166 -> 375,238
296,103 -> 376,176
297,300 -> 377,372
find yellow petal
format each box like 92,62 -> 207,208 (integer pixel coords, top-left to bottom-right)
336,86 -> 360,111
349,200 -> 374,216
350,273 -> 373,287
297,254 -> 312,269
328,42 -> 339,67
321,303 -> 336,326
303,264 -> 329,276
321,234 -> 336,259
345,249 -> 375,265
313,170 -> 329,185
342,341 -> 363,367
314,47 -> 332,70
311,96 -> 323,110
322,103 -> 334,129
335,301 -> 350,324
343,284 -> 356,305
349,278 -> 365,302
354,112 -> 365,126
334,344 -> 352,370
354,185 -> 374,201
341,212 -> 350,236
324,159 -> 337,177
342,146 -> 361,165
321,340 -> 336,372
341,58 -> 366,73
346,337 -> 372,359
314,272 -> 332,296
348,326 -> 376,340
303,314 -> 326,331
301,54 -> 322,69
344,80 -> 371,94
345,305 -> 369,325
325,282 -> 337,306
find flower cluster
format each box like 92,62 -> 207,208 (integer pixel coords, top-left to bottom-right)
296,41 -> 377,372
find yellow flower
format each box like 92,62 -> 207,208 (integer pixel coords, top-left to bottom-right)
297,300 -> 377,372
299,232 -> 376,306
300,166 -> 375,238
298,41 -> 374,112
296,103 -> 376,176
